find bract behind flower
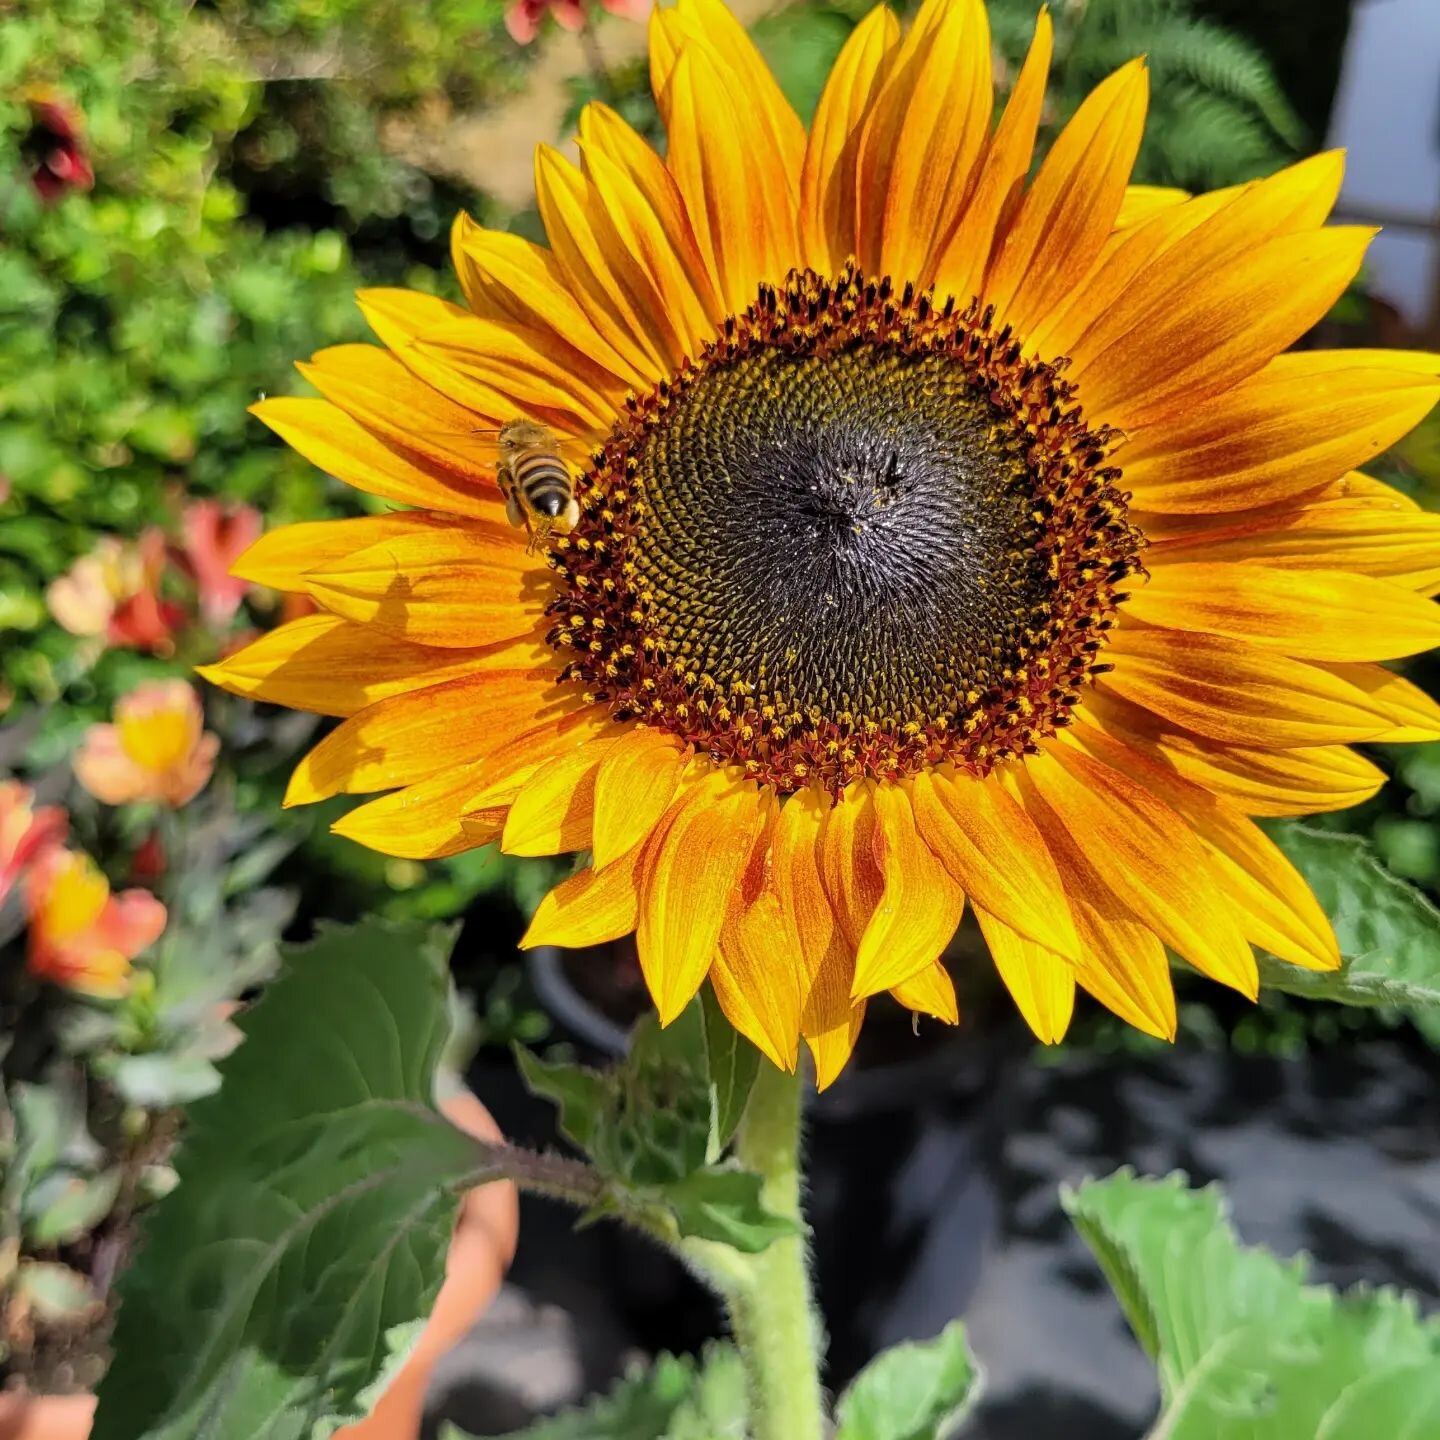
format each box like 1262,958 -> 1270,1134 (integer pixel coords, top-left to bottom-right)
73,680 -> 219,808
26,849 -> 165,997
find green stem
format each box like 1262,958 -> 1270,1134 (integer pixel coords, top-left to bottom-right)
716,1060 -> 827,1440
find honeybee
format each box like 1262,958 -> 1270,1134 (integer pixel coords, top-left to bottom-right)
475,420 -> 586,551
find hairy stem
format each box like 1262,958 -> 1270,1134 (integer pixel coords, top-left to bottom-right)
720,1060 -> 826,1440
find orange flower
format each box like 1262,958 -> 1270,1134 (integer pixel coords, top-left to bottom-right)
0,780 -> 67,910
73,681 -> 219,807
47,532 -> 184,654
26,849 -> 166,997
179,499 -> 263,624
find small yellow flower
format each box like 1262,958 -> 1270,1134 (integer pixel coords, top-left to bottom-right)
205,0 -> 1440,1085
74,680 -> 219,807
26,848 -> 166,997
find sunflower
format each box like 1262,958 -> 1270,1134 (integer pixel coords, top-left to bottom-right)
203,0 -> 1440,1085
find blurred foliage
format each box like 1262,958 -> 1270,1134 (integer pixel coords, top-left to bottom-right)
987,0 -> 1307,189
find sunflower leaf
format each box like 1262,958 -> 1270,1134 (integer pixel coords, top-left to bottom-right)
449,1345 -> 745,1440
93,920 -> 500,1440
833,1320 -> 981,1440
657,1165 -> 801,1253
700,984 -> 761,1155
1260,822 -> 1440,1018
1066,1169 -> 1440,1438
513,1044 -> 607,1150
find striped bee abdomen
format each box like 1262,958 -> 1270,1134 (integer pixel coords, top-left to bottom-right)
513,454 -> 572,518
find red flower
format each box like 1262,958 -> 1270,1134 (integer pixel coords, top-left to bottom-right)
48,530 -> 184,654
506,0 -> 649,45
22,88 -> 94,204
176,499 -> 263,625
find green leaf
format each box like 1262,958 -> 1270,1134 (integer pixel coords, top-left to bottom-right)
1065,1170 -> 1440,1439
834,1321 -> 980,1440
661,1167 -> 800,1254
1260,824 -> 1440,1019
660,1344 -> 747,1439
700,984 -> 760,1155
452,1351 -> 702,1440
93,920 -> 499,1440
16,1260 -> 98,1321
23,1168 -> 122,1247
514,1045 -> 607,1150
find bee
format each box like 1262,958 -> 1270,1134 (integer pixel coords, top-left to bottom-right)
475,420 -> 586,552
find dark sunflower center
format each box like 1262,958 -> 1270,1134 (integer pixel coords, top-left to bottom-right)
547,265 -> 1144,795
636,344 -> 1047,719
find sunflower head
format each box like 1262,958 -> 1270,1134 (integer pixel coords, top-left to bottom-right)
205,0 -> 1440,1086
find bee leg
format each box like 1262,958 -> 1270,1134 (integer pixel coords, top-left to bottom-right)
561,498 -> 581,532
505,493 -> 526,530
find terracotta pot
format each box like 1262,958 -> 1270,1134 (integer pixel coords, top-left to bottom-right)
0,1093 -> 519,1440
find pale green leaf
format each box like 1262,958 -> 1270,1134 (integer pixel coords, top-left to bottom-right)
24,1168 -> 121,1246
1067,1171 -> 1440,1439
834,1321 -> 980,1440
93,920 -> 499,1440
1262,823 -> 1440,1016
449,1351 -> 700,1439
700,984 -> 760,1155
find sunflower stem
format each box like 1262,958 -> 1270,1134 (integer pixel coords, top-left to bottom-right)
721,1059 -> 827,1440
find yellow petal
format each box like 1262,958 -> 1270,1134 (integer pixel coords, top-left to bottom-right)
232,513 -> 445,592
1060,151 -> 1344,369
577,103 -> 723,358
972,906 -> 1075,1044
303,522 -> 548,649
773,787 -> 866,1091
933,7 -> 1052,306
853,0 -> 992,283
1126,565 -> 1440,662
198,614 -> 551,718
331,762 -> 500,859
651,0 -> 805,194
1118,354 -> 1440,513
799,4 -> 901,273
285,670 -> 569,804
984,58 -> 1149,337
591,727 -> 686,867
449,213 -> 649,390
250,396 -> 497,518
712,802 -> 801,1072
1023,747 -> 1257,996
501,739 -> 614,857
910,768 -> 1078,959
522,846 -> 649,950
1066,885 -> 1176,1042
1076,226 -> 1376,429
1100,629 -> 1392,747
1082,691 -> 1385,818
1324,663 -> 1440,741
295,346 -> 502,489
1148,506 -> 1440,594
637,771 -> 769,1024
851,782 -> 964,998
655,45 -> 800,315
407,311 -> 625,436
1115,185 -> 1190,227
890,962 -> 959,1025
819,781 -> 883,950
